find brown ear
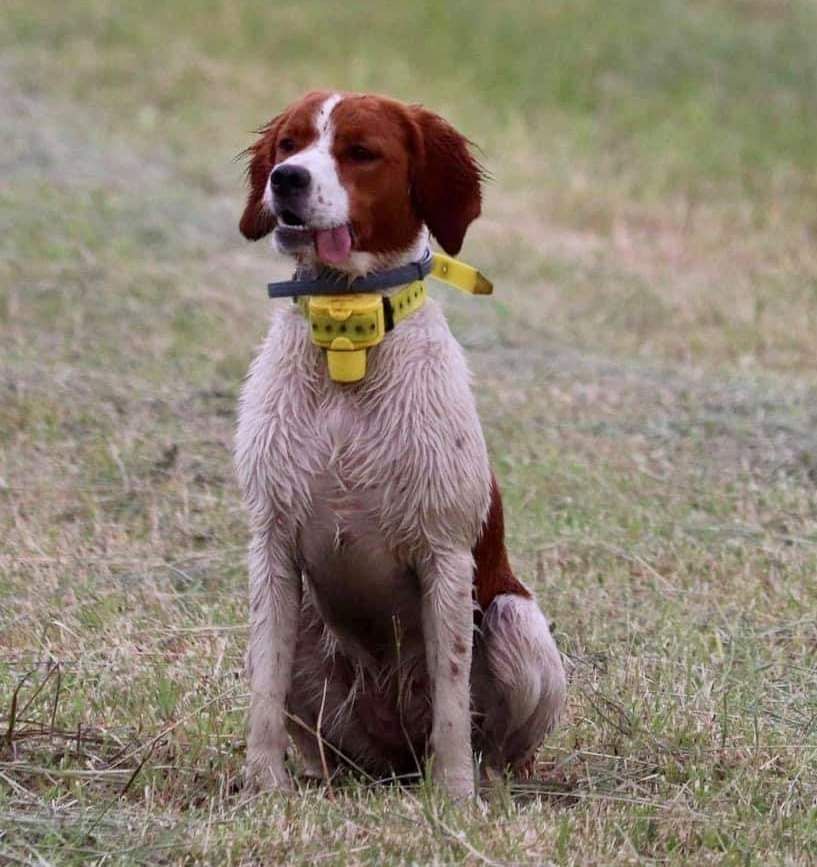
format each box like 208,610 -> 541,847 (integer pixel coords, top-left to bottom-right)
409,107 -> 483,255
239,113 -> 286,240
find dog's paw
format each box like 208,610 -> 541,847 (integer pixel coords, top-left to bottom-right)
433,766 -> 476,801
244,755 -> 293,794
444,776 -> 476,801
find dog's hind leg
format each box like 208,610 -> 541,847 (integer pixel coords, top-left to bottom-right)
473,593 -> 566,774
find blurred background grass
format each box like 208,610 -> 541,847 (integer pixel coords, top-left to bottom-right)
2,1 -> 817,864
7,0 -> 817,181
7,0 -> 817,199
5,0 -> 817,373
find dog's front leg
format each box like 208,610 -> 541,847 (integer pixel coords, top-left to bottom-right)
245,530 -> 302,792
419,548 -> 476,799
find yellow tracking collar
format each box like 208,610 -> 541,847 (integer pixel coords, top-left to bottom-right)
299,253 -> 492,384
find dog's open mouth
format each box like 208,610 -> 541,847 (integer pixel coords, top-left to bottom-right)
274,220 -> 353,265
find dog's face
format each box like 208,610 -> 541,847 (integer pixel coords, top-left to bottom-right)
240,91 -> 483,273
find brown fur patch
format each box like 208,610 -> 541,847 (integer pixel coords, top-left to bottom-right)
240,91 -> 483,256
472,474 -> 531,610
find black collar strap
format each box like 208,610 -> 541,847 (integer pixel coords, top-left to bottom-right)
267,250 -> 433,299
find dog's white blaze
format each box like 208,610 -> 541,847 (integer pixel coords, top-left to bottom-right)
262,93 -> 348,229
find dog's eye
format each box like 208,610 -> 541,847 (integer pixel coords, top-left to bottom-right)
278,138 -> 297,155
348,144 -> 378,163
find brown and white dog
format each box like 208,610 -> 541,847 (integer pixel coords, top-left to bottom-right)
235,91 -> 566,799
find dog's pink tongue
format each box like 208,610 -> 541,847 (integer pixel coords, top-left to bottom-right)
315,225 -> 352,265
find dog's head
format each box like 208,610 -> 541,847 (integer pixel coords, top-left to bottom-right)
240,91 -> 483,274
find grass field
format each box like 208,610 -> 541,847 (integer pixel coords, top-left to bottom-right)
2,1 -> 817,863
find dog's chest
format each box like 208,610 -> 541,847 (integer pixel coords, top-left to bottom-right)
297,385 -> 424,647
237,300 -> 492,576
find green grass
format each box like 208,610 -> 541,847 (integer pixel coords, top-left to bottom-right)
3,1 -> 817,863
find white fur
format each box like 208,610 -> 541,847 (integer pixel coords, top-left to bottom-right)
237,294 -> 490,795
263,94 -> 348,232
236,287 -> 566,796
473,594 -> 566,770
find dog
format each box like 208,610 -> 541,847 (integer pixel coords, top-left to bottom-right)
235,90 -> 566,799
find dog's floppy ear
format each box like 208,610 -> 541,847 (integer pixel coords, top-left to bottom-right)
408,107 -> 483,255
239,112 -> 287,241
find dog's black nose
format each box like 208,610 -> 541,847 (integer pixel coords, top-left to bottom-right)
270,164 -> 311,197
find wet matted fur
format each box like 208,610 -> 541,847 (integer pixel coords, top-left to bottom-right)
235,91 -> 566,798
